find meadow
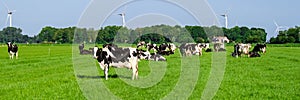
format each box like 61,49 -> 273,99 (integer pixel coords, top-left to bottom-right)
0,44 -> 299,99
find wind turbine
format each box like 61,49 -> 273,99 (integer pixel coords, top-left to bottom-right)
274,21 -> 288,35
221,9 -> 231,28
118,6 -> 127,27
3,2 -> 16,27
221,13 -> 228,28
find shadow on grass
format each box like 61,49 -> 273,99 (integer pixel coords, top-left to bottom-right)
77,74 -> 132,79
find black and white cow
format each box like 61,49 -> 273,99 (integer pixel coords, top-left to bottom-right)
140,50 -> 166,61
7,42 -> 18,59
78,43 -> 93,55
238,43 -> 251,55
93,44 -> 145,80
213,43 -> 226,52
179,43 -> 207,56
137,41 -> 146,48
157,43 -> 176,55
248,44 -> 267,57
232,43 -> 251,57
232,44 -> 242,58
252,44 -> 266,53
146,43 -> 158,52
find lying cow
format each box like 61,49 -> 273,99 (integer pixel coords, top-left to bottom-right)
157,43 -> 176,55
137,41 -> 146,48
231,43 -> 252,57
252,44 -> 266,53
146,43 -> 158,52
239,43 -> 251,55
7,42 -> 18,59
79,43 -> 93,55
179,43 -> 207,56
141,50 -> 166,61
213,43 -> 226,52
249,51 -> 260,57
248,44 -> 267,57
93,44 -> 146,80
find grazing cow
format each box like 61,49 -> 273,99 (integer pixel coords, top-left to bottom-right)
93,44 -> 145,80
213,43 -> 226,52
179,43 -> 206,56
137,41 -> 146,48
79,43 -> 93,55
157,43 -> 176,55
7,42 -> 18,59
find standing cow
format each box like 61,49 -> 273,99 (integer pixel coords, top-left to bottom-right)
7,42 -> 18,59
93,44 -> 146,80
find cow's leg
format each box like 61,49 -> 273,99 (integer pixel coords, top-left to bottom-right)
16,52 -> 18,59
11,53 -> 14,59
8,53 -> 12,59
104,64 -> 109,80
132,63 -> 138,80
135,66 -> 138,79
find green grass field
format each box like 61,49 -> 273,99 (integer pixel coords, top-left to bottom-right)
0,44 -> 299,99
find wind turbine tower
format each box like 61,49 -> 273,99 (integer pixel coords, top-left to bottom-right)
7,11 -> 15,27
118,13 -> 126,27
221,14 -> 228,28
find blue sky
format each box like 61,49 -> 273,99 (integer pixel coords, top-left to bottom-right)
0,0 -> 299,41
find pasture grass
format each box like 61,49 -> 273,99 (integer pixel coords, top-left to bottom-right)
0,44 -> 299,99
0,45 -> 84,99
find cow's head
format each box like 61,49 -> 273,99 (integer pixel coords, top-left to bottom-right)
93,47 -> 100,59
259,44 -> 267,53
7,42 -> 12,48
79,43 -> 84,51
168,43 -> 177,52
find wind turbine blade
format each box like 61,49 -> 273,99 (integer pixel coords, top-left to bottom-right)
273,20 -> 279,27
222,8 -> 230,16
1,1 -> 9,11
123,5 -> 127,14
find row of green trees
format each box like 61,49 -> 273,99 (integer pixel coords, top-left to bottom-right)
3,25 -> 299,44
269,26 -> 300,44
0,27 -> 33,43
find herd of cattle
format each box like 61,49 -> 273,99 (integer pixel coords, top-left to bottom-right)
3,41 -> 266,80
77,41 -> 267,80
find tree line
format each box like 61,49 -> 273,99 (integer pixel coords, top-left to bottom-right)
269,26 -> 300,44
2,24 -> 298,44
